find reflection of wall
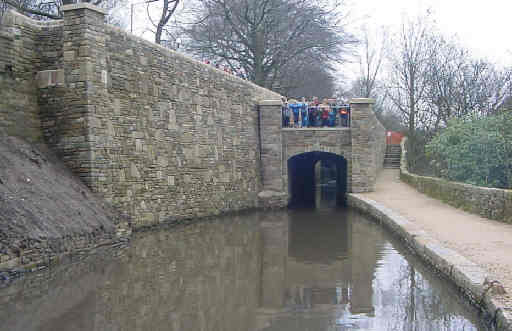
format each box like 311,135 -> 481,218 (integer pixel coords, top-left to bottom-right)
0,255 -> 115,331
350,213 -> 385,315
1,209 -> 483,331
0,215 -> 263,331
259,212 -> 289,308
285,216 -> 351,306
94,218 -> 262,331
262,210 -> 386,315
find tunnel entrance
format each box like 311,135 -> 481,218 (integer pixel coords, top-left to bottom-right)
288,151 -> 347,207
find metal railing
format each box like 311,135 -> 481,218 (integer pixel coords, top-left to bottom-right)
281,103 -> 350,128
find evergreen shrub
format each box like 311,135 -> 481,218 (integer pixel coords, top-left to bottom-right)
426,112 -> 512,189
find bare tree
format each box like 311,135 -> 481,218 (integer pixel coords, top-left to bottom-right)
386,15 -> 437,137
424,36 -> 512,129
0,0 -> 126,21
356,26 -> 387,98
1,0 -> 64,19
280,58 -> 336,98
184,0 -> 357,90
146,0 -> 180,45
385,15 -> 440,171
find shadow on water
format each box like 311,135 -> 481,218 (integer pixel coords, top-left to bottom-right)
0,186 -> 493,331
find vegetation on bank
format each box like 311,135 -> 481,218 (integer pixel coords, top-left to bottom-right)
425,111 -> 512,189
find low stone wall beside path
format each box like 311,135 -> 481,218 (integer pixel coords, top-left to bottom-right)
400,138 -> 512,224
347,194 -> 512,331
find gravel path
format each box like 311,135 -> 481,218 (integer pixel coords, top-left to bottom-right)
361,169 -> 512,310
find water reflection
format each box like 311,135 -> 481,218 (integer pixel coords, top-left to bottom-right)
0,207 -> 490,330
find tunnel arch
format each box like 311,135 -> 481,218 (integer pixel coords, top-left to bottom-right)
287,151 -> 347,207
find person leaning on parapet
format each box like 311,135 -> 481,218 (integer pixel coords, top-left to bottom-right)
339,104 -> 349,127
320,99 -> 330,127
281,97 -> 290,128
313,97 -> 322,127
300,97 -> 308,128
308,100 -> 317,127
288,99 -> 300,128
327,99 -> 337,127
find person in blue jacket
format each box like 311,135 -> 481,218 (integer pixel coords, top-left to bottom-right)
289,100 -> 300,127
300,98 -> 308,127
328,106 -> 336,127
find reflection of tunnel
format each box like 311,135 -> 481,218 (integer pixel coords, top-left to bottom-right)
288,209 -> 350,264
288,151 -> 347,207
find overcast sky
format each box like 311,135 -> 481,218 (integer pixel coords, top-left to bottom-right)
129,0 -> 511,82
348,0 -> 512,65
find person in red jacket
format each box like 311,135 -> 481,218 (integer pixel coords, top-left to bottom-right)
339,105 -> 349,127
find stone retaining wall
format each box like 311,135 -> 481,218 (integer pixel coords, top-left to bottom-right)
10,4 -> 280,228
400,138 -> 512,224
95,25 -> 279,227
0,11 -> 62,142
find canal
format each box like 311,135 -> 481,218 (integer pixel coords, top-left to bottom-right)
0,203 -> 491,330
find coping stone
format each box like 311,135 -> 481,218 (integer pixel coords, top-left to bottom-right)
62,3 -> 107,15
349,98 -> 376,104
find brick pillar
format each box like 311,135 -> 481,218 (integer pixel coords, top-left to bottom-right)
60,3 -> 107,191
350,98 -> 376,193
258,100 -> 288,207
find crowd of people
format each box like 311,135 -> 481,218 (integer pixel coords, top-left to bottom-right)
281,97 -> 350,128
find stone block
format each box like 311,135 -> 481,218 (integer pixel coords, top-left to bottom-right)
36,69 -> 64,88
64,50 -> 75,61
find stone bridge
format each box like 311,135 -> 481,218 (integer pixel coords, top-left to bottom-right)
0,4 -> 386,227
258,99 -> 386,207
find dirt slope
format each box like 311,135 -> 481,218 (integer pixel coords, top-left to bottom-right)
0,131 -> 124,273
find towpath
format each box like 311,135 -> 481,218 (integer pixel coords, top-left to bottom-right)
360,169 -> 512,310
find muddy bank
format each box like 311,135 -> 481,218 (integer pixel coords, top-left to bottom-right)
0,132 -> 129,284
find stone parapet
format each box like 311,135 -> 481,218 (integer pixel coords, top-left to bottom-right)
349,98 -> 376,104
349,98 -> 386,193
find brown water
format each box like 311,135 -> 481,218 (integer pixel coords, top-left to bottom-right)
0,207 -> 491,331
